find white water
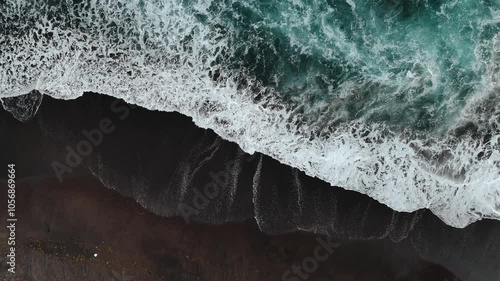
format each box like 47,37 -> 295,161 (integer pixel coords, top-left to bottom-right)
1,0 -> 500,228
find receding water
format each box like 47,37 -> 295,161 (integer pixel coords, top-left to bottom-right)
1,0 -> 500,228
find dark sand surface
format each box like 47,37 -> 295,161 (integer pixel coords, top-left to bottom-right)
1,92 -> 499,281
1,175 -> 459,281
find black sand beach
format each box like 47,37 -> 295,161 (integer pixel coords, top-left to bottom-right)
1,93 -> 499,281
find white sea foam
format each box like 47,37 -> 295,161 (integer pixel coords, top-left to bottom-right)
1,0 -> 499,228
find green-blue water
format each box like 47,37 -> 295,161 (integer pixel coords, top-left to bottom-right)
187,0 -> 499,133
2,0 -> 500,227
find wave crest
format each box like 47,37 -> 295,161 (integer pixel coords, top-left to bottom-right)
1,0 -> 500,227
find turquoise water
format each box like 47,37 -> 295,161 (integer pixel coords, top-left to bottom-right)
4,0 -> 498,134
2,0 -> 500,227
186,0 -> 499,133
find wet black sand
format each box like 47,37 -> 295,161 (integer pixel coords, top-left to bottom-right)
0,175 -> 460,281
1,92 -> 499,281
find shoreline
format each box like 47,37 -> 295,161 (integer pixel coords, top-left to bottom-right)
0,175 -> 459,281
1,93 -> 499,280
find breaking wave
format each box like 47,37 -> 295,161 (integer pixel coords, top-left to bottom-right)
1,0 -> 500,227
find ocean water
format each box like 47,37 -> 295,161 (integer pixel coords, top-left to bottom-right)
4,93 -> 500,281
1,0 -> 500,227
